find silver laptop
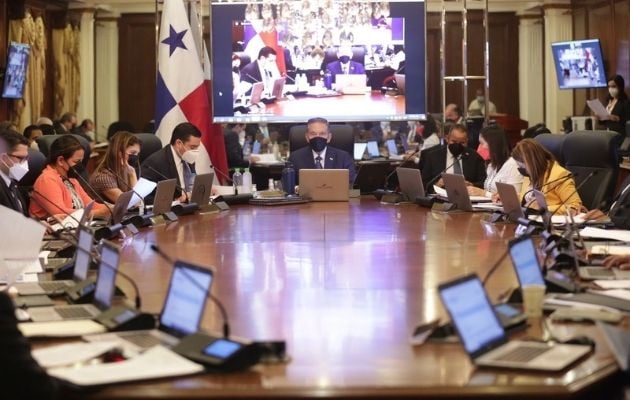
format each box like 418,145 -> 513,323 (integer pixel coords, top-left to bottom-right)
386,139 -> 403,160
354,142 -> 367,161
442,173 -> 492,212
14,225 -> 94,296
153,179 -> 177,215
439,274 -> 591,371
84,260 -> 214,352
249,82 -> 265,105
397,168 -> 425,202
335,74 -> 366,95
496,182 -> 525,222
299,169 -> 349,201
26,240 -> 120,322
110,190 -> 134,225
190,172 -> 215,207
508,235 -> 547,287
394,73 -> 406,94
271,77 -> 285,99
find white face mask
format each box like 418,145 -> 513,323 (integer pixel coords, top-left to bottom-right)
181,149 -> 199,164
609,88 -> 619,98
9,160 -> 29,181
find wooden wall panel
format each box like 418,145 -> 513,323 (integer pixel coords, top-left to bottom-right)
118,13 -> 156,133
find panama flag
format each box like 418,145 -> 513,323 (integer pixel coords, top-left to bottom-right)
155,0 -> 228,182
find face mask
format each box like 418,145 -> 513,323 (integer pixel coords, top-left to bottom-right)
609,88 -> 619,98
476,144 -> 490,161
182,149 -> 199,164
232,61 -> 240,69
127,154 -> 139,166
309,137 -> 328,153
339,55 -> 350,64
476,95 -> 485,103
7,160 -> 29,181
448,142 -> 464,157
517,167 -> 529,177
68,163 -> 85,179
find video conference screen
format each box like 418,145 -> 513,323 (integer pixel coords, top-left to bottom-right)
211,0 -> 426,123
551,39 -> 607,90
2,42 -> 30,99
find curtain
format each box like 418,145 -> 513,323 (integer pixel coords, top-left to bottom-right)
52,24 -> 80,118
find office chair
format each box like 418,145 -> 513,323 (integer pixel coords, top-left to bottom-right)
562,130 -> 618,210
133,133 -> 163,164
35,134 -> 93,196
107,121 -> 135,141
534,133 -> 566,166
289,124 -> 354,156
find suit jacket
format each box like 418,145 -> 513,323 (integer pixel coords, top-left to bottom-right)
141,145 -> 195,202
288,145 -> 356,184
326,60 -> 365,82
223,130 -> 248,169
240,60 -> 263,85
519,161 -> 582,214
603,97 -> 630,137
419,145 -> 487,191
0,176 -> 27,216
610,176 -> 630,229
0,292 -> 58,399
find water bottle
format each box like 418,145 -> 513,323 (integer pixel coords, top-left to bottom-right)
324,70 -> 332,90
241,168 -> 252,194
268,178 -> 275,190
242,138 -> 251,159
272,142 -> 280,159
232,168 -> 242,194
281,162 -> 296,195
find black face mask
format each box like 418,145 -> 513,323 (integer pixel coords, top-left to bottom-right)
517,167 -> 530,177
448,142 -> 464,157
339,55 -> 350,64
68,163 -> 85,179
127,154 -> 139,166
309,137 -> 328,153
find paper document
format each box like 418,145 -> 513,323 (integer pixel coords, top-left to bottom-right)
51,209 -> 84,231
18,320 -> 106,338
586,99 -> 610,120
581,227 -> 630,242
214,185 -> 236,196
0,207 -> 46,284
33,341 -> 119,369
48,346 -> 204,386
590,244 -> 630,256
433,185 -> 447,197
594,289 -> 630,302
595,280 -> 630,290
529,213 -> 586,225
128,178 -> 158,208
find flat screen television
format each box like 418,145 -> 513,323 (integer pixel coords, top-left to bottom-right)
551,39 -> 606,90
2,42 -> 30,99
211,0 -> 426,123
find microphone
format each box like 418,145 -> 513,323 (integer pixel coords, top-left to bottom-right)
93,247 -> 142,309
243,72 -> 261,83
210,164 -> 232,185
481,248 -> 510,286
521,172 -> 577,203
150,244 -> 230,338
425,148 -> 468,190
383,146 -> 421,190
145,165 -> 190,203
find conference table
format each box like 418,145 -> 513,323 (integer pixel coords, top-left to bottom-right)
55,198 -> 626,399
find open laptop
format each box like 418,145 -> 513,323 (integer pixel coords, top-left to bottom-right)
508,235 -> 547,287
249,82 -> 265,105
335,74 -> 366,95
84,260 -> 214,352
397,168 -> 425,202
14,225 -> 94,296
438,274 -> 591,371
354,142 -> 367,161
299,169 -> 349,201
26,240 -> 120,322
442,173 -> 492,212
366,140 -> 380,158
271,77 -> 285,99
578,265 -> 630,280
394,73 -> 406,94
252,140 -> 262,155
152,179 -> 177,215
496,182 -> 525,222
386,139 -> 404,160
190,172 -> 215,207
110,190 -> 135,225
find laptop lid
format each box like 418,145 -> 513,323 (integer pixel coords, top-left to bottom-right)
508,235 -> 546,287
93,240 -> 120,310
299,169 -> 349,201
495,182 -> 525,221
73,225 -> 94,281
252,140 -> 261,155
394,73 -> 405,94
153,179 -> 177,215
354,142 -> 367,160
79,201 -> 95,227
397,168 -> 425,201
250,82 -> 265,105
386,139 -> 399,156
335,74 -> 365,94
366,140 -> 379,158
190,172 -> 215,207
438,274 -> 508,359
110,190 -> 134,225
159,261 -> 214,337
442,173 -> 473,212
271,77 -> 285,99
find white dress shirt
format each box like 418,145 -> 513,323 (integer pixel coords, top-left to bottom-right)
311,147 -> 328,168
170,145 -> 185,188
483,157 -> 523,197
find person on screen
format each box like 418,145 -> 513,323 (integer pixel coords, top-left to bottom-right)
0,130 -> 30,215
468,89 -> 497,116
90,131 -> 141,203
288,117 -> 356,185
467,126 -> 522,199
419,124 -> 486,192
600,75 -> 630,138
240,46 -> 279,94
325,43 -> 365,83
511,139 -> 582,215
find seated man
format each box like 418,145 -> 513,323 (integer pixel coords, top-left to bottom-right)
419,123 -> 486,192
288,117 -> 356,184
468,88 -> 497,116
584,175 -> 630,229
325,42 -> 365,83
0,130 -> 30,215
240,46 -> 279,96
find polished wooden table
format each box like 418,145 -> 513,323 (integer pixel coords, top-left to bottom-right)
68,199 -> 624,399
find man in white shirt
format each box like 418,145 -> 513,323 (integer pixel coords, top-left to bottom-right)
468,88 -> 497,116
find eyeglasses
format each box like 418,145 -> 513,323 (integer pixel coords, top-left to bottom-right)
8,153 -> 28,163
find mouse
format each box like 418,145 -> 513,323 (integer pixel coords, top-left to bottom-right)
563,335 -> 596,349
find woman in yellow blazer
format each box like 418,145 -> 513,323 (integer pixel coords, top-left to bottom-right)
511,139 -> 582,214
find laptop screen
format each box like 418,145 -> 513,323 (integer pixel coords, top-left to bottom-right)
160,261 -> 214,335
73,226 -> 93,281
252,141 -> 261,154
354,142 -> 367,160
93,242 -> 119,309
509,237 -> 545,286
439,275 -> 505,356
386,139 -> 399,156
366,141 -> 379,157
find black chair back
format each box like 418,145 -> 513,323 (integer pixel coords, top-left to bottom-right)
17,148 -> 47,210
534,133 -> 566,165
35,134 -> 93,195
562,130 -> 618,209
289,124 -> 354,156
133,133 -> 164,164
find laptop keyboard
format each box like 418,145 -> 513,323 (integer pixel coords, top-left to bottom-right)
585,267 -> 614,277
495,345 -> 550,363
55,306 -> 94,319
39,281 -> 71,292
121,333 -> 162,348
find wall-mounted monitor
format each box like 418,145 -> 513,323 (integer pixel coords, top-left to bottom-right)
2,42 -> 30,99
211,0 -> 426,123
551,39 -> 606,90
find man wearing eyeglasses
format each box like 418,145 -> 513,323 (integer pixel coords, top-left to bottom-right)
288,117 -> 356,184
0,130 -> 29,215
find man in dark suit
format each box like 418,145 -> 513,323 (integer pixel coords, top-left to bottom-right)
325,43 -> 365,83
240,46 -> 277,95
419,124 -> 486,192
0,130 -> 30,215
223,123 -> 250,169
288,117 -> 356,184
141,122 -> 201,203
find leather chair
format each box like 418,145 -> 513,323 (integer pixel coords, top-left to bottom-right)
534,133 -> 566,165
133,133 -> 164,164
35,134 -> 93,195
562,130 -> 619,210
289,124 -> 354,156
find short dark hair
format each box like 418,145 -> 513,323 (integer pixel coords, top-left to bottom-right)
307,117 -> 329,126
39,124 -> 56,136
48,135 -> 83,165
448,123 -> 468,136
170,122 -> 202,145
258,46 -> 277,59
23,125 -> 42,140
0,130 -> 29,152
60,112 -> 76,124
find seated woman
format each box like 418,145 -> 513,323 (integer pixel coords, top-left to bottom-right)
468,126 -> 522,198
30,135 -> 110,220
510,138 -> 582,214
90,131 -> 141,203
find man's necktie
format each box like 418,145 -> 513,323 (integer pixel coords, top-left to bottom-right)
182,161 -> 193,192
9,180 -> 23,213
453,157 -> 463,175
315,155 -> 323,169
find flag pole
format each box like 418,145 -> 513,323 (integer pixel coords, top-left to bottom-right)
155,0 -> 160,84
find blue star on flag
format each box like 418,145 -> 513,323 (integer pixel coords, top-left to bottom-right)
161,25 -> 188,56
